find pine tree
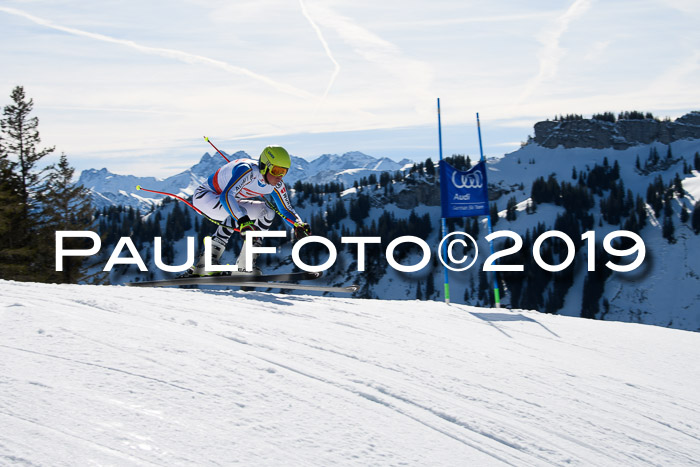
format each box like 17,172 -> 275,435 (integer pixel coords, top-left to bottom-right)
672,173 -> 684,198
662,216 -> 675,244
580,244 -> 611,319
692,202 -> 700,234
0,159 -> 24,278
0,86 -> 55,279
1,86 -> 55,232
425,158 -> 435,177
426,275 -> 435,299
36,154 -> 94,282
506,196 -> 517,221
490,202 -> 499,226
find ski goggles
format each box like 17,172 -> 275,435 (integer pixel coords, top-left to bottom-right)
267,164 -> 288,177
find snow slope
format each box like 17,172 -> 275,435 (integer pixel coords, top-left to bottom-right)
1,281 -> 698,466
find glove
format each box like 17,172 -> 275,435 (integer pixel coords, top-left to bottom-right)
294,223 -> 312,239
237,215 -> 259,236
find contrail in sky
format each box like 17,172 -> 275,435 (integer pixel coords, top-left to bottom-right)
299,0 -> 340,102
516,0 -> 591,104
0,6 -> 314,100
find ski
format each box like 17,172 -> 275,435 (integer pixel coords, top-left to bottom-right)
218,282 -> 359,294
126,271 -> 322,288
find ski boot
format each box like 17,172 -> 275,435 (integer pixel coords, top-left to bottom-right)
233,235 -> 264,276
178,237 -> 230,278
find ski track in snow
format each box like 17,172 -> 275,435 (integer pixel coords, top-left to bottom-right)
1,280 -> 699,466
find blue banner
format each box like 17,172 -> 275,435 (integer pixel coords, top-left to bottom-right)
440,160 -> 489,218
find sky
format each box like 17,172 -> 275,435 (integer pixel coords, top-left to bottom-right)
1,0 -> 700,177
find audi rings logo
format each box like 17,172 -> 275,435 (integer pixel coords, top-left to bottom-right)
451,169 -> 483,189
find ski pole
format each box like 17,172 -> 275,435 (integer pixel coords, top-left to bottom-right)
203,136 -> 230,163
135,185 -> 238,231
263,197 -> 304,228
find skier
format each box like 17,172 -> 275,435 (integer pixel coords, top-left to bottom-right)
180,145 -> 311,277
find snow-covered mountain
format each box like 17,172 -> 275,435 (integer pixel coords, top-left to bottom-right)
80,112 -> 700,332
482,140 -> 700,330
1,279 -> 698,466
77,151 -> 239,212
78,151 -> 412,212
297,151 -> 412,188
282,137 -> 700,331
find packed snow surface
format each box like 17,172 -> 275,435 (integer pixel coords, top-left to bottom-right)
1,280 -> 698,466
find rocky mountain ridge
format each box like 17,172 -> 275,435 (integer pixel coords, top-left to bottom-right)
533,111 -> 700,149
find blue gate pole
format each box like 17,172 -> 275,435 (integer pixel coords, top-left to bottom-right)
437,98 -> 450,304
476,113 -> 501,308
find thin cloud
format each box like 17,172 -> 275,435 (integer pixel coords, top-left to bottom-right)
375,11 -> 556,29
660,0 -> 700,15
299,0 -> 340,102
307,3 -> 433,102
0,6 -> 315,100
654,51 -> 700,83
42,105 -> 189,116
516,0 -> 592,104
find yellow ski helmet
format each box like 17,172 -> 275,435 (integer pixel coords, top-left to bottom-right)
259,146 -> 291,177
